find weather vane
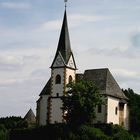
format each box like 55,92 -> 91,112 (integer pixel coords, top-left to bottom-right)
64,0 -> 68,8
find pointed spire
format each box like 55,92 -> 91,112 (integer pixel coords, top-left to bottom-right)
57,10 -> 72,63
51,10 -> 72,67
59,10 -> 72,62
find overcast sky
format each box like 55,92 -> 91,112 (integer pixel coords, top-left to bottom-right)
0,0 -> 140,117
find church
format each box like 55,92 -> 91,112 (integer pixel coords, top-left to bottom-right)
36,8 -> 129,130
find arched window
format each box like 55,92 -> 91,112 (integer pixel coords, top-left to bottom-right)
56,93 -> 59,97
69,75 -> 73,83
115,107 -> 118,115
55,74 -> 61,84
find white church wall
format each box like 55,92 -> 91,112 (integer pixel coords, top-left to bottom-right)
94,106 -> 106,123
39,95 -> 48,125
52,68 -> 65,96
51,98 -> 63,123
93,97 -> 107,124
50,68 -> 76,123
107,96 -> 119,124
51,68 -> 65,123
66,68 -> 76,84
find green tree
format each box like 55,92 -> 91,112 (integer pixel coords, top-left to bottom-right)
0,124 -> 8,140
78,124 -> 109,140
123,88 -> 140,136
61,80 -> 103,126
112,125 -> 134,140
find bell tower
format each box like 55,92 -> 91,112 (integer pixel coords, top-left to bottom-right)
48,9 -> 77,123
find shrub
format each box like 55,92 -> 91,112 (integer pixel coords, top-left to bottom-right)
0,124 -> 8,140
78,125 -> 109,140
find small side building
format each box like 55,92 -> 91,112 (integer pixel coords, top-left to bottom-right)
24,108 -> 36,125
77,68 -> 129,130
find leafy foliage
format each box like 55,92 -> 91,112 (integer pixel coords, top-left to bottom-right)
9,123 -> 140,140
111,125 -> 134,140
123,88 -> 140,136
0,116 -> 28,140
77,124 -> 109,140
0,124 -> 8,140
61,80 -> 103,126
0,116 -> 28,129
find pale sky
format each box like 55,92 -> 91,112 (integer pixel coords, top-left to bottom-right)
0,0 -> 140,117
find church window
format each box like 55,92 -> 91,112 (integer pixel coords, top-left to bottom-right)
56,93 -> 59,97
69,75 -> 73,83
115,107 -> 118,115
98,105 -> 102,113
55,74 -> 61,84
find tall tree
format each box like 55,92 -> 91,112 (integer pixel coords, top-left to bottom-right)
123,88 -> 140,136
61,80 -> 103,126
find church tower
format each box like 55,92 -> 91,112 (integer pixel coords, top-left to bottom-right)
48,9 -> 77,123
37,9 -> 77,125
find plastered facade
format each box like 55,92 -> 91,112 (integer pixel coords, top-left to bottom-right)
107,96 -> 119,124
50,66 -> 76,123
38,95 -> 48,125
51,98 -> 63,123
94,97 -> 107,123
51,68 -> 65,97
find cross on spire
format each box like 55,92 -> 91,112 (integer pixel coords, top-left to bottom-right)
64,0 -> 68,8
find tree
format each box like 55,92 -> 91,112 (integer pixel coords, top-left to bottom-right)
0,116 -> 27,129
123,88 -> 140,136
61,80 -> 103,126
0,124 -> 8,140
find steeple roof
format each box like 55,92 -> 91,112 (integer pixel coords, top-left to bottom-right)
57,10 -> 72,63
51,10 -> 73,67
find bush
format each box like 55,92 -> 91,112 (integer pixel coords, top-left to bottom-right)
78,125 -> 109,140
9,123 -> 140,140
0,124 -> 8,140
111,125 -> 135,140
67,132 -> 79,140
113,131 -> 134,140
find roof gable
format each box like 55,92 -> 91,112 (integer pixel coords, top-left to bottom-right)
67,54 -> 77,69
51,52 -> 66,68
